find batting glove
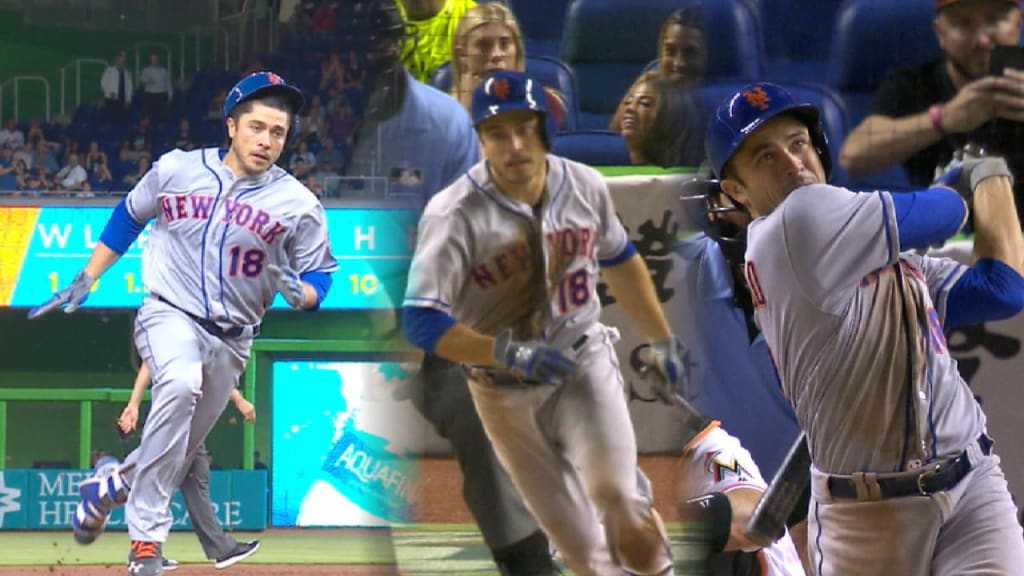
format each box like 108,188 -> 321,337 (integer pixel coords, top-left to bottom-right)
639,336 -> 691,406
267,264 -> 306,309
933,144 -> 1013,200
492,330 -> 577,385
27,270 -> 95,319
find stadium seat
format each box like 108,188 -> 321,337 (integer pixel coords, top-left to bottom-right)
506,0 -> 573,59
562,0 -> 764,129
430,55 -> 579,130
756,0 -> 842,82
692,81 -> 853,186
825,0 -> 942,190
551,130 -> 631,166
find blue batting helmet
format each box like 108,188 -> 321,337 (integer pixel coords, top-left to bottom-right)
704,82 -> 831,180
222,71 -> 305,121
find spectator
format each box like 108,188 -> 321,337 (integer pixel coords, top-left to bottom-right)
609,6 -> 709,133
31,138 -> 59,176
24,166 -> 52,192
122,154 -> 151,188
84,141 -> 108,172
397,0 -> 477,82
25,120 -> 50,147
61,138 -> 80,164
656,5 -> 708,88
292,156 -> 314,180
100,51 -> 133,124
11,158 -> 28,193
139,53 -> 173,121
302,173 -> 325,198
12,144 -> 32,170
289,140 -> 317,173
0,119 -> 24,150
329,98 -> 358,148
0,147 -> 17,192
320,51 -> 347,91
205,90 -> 227,123
450,3 -> 568,129
316,136 -> 344,171
130,116 -> 153,151
300,95 -> 328,142
311,160 -> 341,196
89,154 -> 114,192
173,118 -> 195,150
54,153 -> 90,194
617,72 -> 704,167
841,0 -> 1024,215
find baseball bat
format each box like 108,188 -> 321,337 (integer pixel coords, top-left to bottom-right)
745,432 -> 811,546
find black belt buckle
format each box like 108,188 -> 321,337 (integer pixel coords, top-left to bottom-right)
916,462 -> 944,496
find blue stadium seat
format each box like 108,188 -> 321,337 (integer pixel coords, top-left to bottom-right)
692,81 -> 853,186
826,0 -> 939,124
551,130 -> 631,166
430,55 -> 579,130
506,0 -> 573,59
757,0 -> 842,81
562,0 -> 764,130
826,0 -> 941,190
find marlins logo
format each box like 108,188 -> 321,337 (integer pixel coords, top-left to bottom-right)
705,449 -> 754,483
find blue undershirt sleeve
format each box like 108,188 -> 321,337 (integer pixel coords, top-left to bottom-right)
946,258 -> 1024,327
402,306 -> 457,354
299,270 -> 332,309
98,199 -> 147,255
890,188 -> 967,251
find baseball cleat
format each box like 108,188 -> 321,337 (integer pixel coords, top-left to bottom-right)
214,539 -> 261,569
162,558 -> 179,571
73,458 -> 130,545
127,540 -> 164,576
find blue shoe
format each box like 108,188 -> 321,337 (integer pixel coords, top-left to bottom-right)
72,458 -> 129,545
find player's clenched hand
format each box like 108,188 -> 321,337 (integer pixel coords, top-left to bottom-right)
639,336 -> 690,405
118,403 -> 139,434
934,145 -> 1013,200
234,397 -> 256,422
267,264 -> 305,309
492,330 -> 577,385
27,270 -> 95,319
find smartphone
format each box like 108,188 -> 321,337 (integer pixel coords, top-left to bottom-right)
990,45 -> 1024,76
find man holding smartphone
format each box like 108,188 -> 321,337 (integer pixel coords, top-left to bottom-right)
840,0 -> 1024,219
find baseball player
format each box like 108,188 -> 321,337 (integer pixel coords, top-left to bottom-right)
118,362 -> 261,570
705,81 -> 1024,575
29,71 -> 337,576
664,181 -> 809,574
403,70 -> 687,576
335,3 -> 558,574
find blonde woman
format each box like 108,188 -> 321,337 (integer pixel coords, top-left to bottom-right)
450,3 -> 567,129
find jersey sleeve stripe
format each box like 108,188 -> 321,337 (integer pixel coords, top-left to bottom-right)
878,192 -> 897,264
403,295 -> 452,309
598,239 -> 637,267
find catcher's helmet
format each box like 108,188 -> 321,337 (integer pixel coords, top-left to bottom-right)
222,71 -> 305,121
704,82 -> 830,180
471,70 -> 552,145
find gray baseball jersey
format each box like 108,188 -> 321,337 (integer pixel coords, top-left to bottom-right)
121,146 -> 336,543
404,156 -> 672,576
404,155 -> 629,349
743,183 -> 981,474
127,147 -> 337,326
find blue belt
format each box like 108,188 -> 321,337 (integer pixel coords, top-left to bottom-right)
827,434 -> 993,499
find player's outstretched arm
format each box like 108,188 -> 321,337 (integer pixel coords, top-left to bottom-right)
972,174 -> 1024,275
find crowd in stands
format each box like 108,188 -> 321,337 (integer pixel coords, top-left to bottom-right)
3,0 -> 1024,217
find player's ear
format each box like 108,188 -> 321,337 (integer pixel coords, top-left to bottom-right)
719,178 -> 751,211
225,116 -> 237,141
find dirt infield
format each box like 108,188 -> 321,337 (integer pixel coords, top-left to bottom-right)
0,566 -> 399,575
413,454 -> 680,522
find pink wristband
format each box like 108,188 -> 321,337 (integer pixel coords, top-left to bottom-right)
929,104 -> 946,136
